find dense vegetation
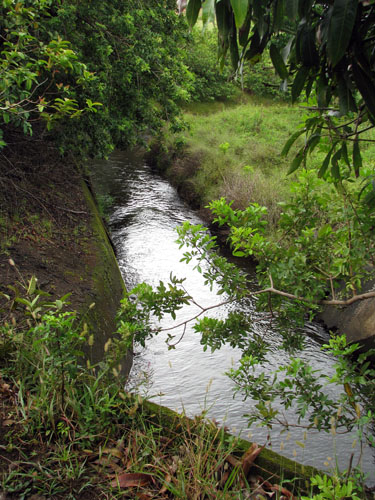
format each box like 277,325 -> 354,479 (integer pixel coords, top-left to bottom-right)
0,0 -> 191,157
1,0 -> 375,497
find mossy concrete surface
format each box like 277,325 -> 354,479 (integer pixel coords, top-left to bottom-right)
80,179 -> 133,375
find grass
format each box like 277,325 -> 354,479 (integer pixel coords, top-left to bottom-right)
171,95 -> 305,227
0,275 -> 312,499
168,95 -> 375,230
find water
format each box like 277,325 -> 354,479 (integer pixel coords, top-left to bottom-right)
91,149 -> 375,483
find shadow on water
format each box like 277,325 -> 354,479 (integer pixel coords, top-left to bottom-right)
90,149 -> 375,484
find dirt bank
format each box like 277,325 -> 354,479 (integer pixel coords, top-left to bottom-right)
0,128 -> 131,373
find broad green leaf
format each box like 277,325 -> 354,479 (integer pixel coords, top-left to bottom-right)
327,0 -> 357,67
239,8 -> 251,46
291,66 -> 309,102
352,62 -> 375,123
296,23 -> 319,67
318,149 -> 333,178
353,140 -> 362,178
230,0 -> 249,29
216,0 -> 232,37
270,43 -> 288,80
273,0 -> 284,32
186,0 -> 202,28
287,148 -> 304,174
281,128 -> 306,157
336,75 -> 357,115
229,26 -> 239,69
202,0 -> 215,25
306,133 -> 321,155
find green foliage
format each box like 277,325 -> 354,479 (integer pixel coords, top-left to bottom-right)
208,170 -> 375,321
1,0 -> 192,157
0,0 -> 97,143
301,472 -> 365,500
183,26 -> 238,102
185,0 -> 375,197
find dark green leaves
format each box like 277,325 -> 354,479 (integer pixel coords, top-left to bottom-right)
186,0 -> 202,28
270,43 -> 288,80
327,0 -> 357,67
291,66 -> 309,102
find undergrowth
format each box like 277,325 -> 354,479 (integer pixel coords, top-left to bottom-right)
0,272 -> 304,499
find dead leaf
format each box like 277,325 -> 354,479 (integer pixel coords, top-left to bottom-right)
102,447 -> 123,459
2,420 -> 15,426
226,454 -> 241,468
110,472 -> 154,489
242,443 -> 264,477
159,473 -> 172,494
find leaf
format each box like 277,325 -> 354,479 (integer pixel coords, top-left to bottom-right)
202,0 -> 215,24
110,472 -> 154,489
318,148 -> 334,178
216,0 -> 232,38
281,128 -> 306,157
273,0 -> 285,32
270,43 -> 288,80
336,75 -> 357,115
352,62 -> 375,122
27,275 -> 37,295
292,66 -> 309,102
186,0 -> 202,28
327,0 -> 357,67
230,0 -> 249,29
285,0 -> 298,21
353,140 -> 362,178
287,148 -> 304,174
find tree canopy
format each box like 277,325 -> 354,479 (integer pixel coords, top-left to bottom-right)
0,0 -> 191,157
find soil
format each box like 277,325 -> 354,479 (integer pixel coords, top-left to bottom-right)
0,127 -> 99,320
0,127 -> 113,499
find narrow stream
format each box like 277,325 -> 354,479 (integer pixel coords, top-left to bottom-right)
91,149 -> 374,483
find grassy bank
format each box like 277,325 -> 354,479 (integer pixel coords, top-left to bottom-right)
159,95 -> 375,230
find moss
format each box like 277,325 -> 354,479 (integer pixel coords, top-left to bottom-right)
80,179 -> 133,375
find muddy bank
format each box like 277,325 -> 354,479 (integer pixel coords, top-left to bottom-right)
0,132 -> 132,374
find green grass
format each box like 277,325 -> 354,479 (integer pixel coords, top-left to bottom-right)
171,96 -> 375,230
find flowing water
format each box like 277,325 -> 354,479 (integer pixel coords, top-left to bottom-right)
91,149 -> 375,483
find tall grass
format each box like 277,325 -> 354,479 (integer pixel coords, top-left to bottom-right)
174,96 -> 305,226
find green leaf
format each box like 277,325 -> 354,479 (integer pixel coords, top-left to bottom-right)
230,0 -> 249,29
318,150 -> 333,177
336,75 -> 357,115
327,0 -> 357,67
287,148 -> 304,174
353,140 -> 362,178
273,0 -> 285,32
291,66 -> 309,102
27,276 -> 37,296
270,43 -> 288,80
285,0 -> 298,21
202,0 -> 215,25
186,0 -> 202,28
216,0 -> 232,38
352,62 -> 375,123
281,128 -> 306,157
